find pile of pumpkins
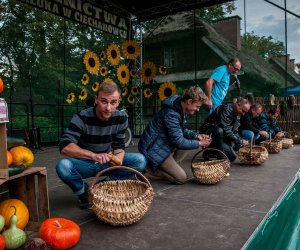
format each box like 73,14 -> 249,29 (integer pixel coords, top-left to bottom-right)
0,199 -> 81,249
6,137 -> 34,176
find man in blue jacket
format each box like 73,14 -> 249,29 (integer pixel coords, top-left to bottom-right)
138,86 -> 212,184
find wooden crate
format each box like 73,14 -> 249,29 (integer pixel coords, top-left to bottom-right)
0,116 -> 50,229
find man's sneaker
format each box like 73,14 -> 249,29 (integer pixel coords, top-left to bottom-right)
78,183 -> 91,209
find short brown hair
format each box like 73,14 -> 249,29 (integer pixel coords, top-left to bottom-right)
97,81 -> 120,96
182,86 -> 209,104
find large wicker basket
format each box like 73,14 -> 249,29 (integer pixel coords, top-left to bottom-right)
191,148 -> 230,185
260,137 -> 282,154
89,166 -> 154,226
238,144 -> 268,165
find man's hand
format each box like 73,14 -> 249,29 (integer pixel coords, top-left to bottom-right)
199,137 -> 212,148
275,131 -> 284,138
259,131 -> 268,137
207,99 -> 212,109
242,140 -> 249,146
92,153 -> 112,164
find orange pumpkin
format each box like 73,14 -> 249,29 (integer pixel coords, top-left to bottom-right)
39,218 -> 81,250
0,78 -> 3,94
9,146 -> 34,167
0,199 -> 29,230
6,151 -> 13,166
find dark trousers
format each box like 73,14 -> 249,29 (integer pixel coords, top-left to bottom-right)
208,127 -> 237,162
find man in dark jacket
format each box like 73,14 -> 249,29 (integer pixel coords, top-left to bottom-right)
257,107 -> 284,139
239,103 -> 268,144
138,86 -> 212,184
199,98 -> 250,161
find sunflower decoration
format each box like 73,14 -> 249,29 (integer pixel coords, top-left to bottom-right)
159,66 -> 168,75
144,88 -> 152,98
99,51 -> 106,61
117,64 -> 130,85
122,87 -> 128,97
99,66 -> 108,76
83,51 -> 100,75
78,88 -> 88,101
122,40 -> 141,60
81,73 -> 89,85
130,69 -> 138,78
92,82 -> 100,92
106,43 -> 121,65
131,86 -> 138,96
66,92 -> 75,104
103,77 -> 113,83
158,81 -> 177,101
141,61 -> 156,84
127,94 -> 135,104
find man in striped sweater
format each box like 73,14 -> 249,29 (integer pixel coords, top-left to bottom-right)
56,81 -> 146,209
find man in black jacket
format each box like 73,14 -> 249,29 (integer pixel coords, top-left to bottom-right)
239,104 -> 268,144
199,98 -> 250,161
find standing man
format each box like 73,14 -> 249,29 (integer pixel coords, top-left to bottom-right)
138,86 -> 212,185
56,81 -> 147,209
206,58 -> 241,113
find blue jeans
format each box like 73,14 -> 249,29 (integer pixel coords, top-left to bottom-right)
56,152 -> 147,195
241,130 -> 260,143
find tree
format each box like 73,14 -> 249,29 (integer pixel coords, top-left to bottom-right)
196,2 -> 236,22
242,31 -> 285,59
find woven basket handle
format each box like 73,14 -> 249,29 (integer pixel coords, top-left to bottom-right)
90,166 -> 152,188
191,147 -> 229,165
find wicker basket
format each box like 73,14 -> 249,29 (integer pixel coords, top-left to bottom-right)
191,148 -> 230,185
280,138 -> 293,149
238,144 -> 268,165
89,166 -> 154,226
260,139 -> 282,153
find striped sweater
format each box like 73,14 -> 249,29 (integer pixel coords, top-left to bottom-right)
59,107 -> 128,153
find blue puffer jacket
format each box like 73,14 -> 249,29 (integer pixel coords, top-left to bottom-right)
138,96 -> 199,169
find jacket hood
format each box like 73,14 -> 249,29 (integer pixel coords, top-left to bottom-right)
161,95 -> 182,113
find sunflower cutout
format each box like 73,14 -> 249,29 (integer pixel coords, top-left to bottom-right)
78,88 -> 88,101
103,77 -> 113,83
131,86 -> 138,96
99,66 -> 108,76
158,81 -> 177,101
99,51 -> 106,61
81,73 -> 89,85
128,94 -> 135,104
159,66 -> 167,75
122,87 -> 128,97
144,88 -> 152,98
106,43 -> 121,65
141,61 -> 156,84
66,92 -> 75,104
92,82 -> 100,92
122,40 -> 141,60
117,64 -> 130,85
83,51 -> 100,75
130,69 -> 138,78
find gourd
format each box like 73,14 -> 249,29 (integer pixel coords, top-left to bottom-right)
0,215 -> 5,231
2,206 -> 27,249
0,77 -> 3,94
23,238 -> 52,250
9,146 -> 34,167
0,199 -> 29,230
39,218 -> 81,250
7,137 -> 26,149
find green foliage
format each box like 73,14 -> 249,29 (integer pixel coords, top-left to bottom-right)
242,31 -> 285,59
196,2 -> 236,21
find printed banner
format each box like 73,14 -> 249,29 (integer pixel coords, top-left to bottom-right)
17,0 -> 130,38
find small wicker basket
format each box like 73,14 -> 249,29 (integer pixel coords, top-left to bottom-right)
89,166 -> 154,226
260,133 -> 282,153
238,137 -> 268,165
290,132 -> 300,144
191,148 -> 230,185
280,138 -> 293,149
